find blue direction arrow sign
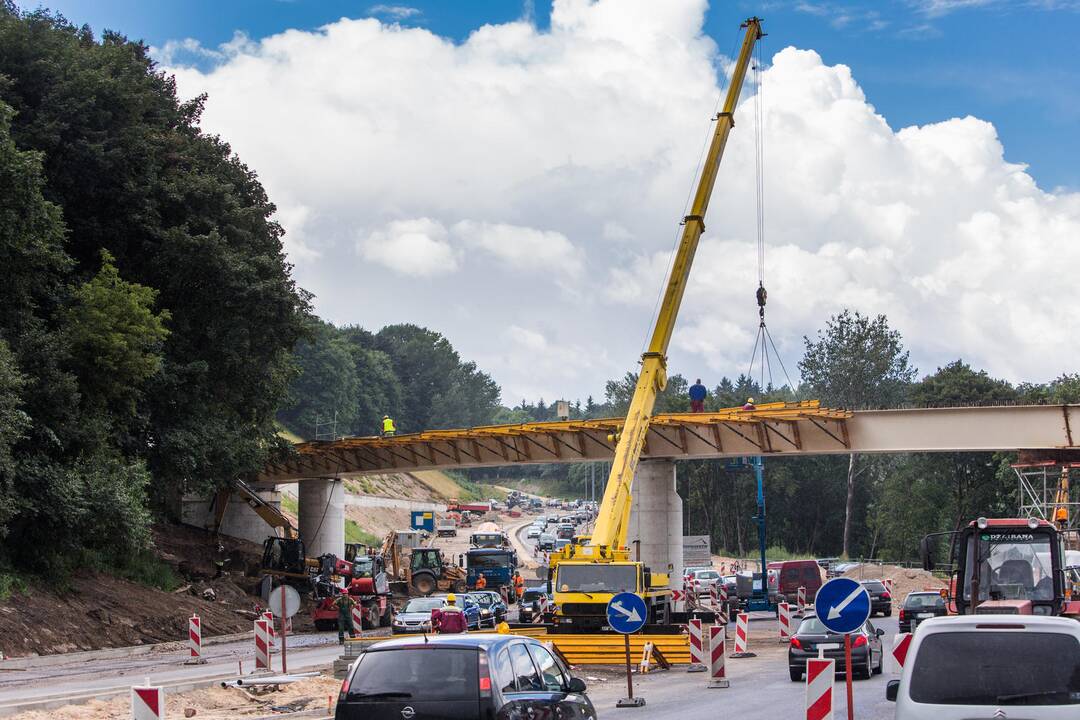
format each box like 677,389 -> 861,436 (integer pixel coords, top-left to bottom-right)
606,592 -> 648,634
814,577 -> 871,634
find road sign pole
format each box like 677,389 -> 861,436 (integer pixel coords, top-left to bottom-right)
281,584 -> 288,675
843,633 -> 853,720
624,633 -> 633,699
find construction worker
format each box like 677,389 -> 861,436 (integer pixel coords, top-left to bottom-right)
474,573 -> 487,590
689,378 -> 707,413
513,572 -> 525,603
333,592 -> 358,643
742,397 -> 756,411
381,415 -> 396,436
432,594 -> 467,634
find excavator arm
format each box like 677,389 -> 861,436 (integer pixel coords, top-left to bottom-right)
213,478 -> 299,540
581,17 -> 764,557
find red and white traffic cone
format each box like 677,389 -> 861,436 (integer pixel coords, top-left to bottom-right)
707,626 -> 729,688
797,586 -> 807,615
131,684 -> 163,720
185,614 -> 206,665
805,658 -> 835,720
687,618 -> 707,673
730,613 -> 754,658
778,602 -> 792,643
254,619 -> 270,671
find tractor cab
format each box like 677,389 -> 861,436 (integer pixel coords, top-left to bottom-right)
262,537 -> 308,578
411,548 -> 444,574
923,517 -> 1067,616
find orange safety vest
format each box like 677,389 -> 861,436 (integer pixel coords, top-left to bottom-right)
475,575 -> 487,589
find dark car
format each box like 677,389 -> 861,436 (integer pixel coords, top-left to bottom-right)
518,587 -> 549,623
336,634 -> 595,720
898,590 -> 947,633
467,591 -> 508,627
788,615 -> 884,681
859,579 -> 892,617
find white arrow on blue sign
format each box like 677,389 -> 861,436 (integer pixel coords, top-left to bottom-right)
813,577 -> 871,634
606,592 -> 648,634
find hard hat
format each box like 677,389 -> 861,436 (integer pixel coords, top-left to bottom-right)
446,593 -> 456,604
747,397 -> 755,404
496,621 -> 510,634
383,415 -> 389,419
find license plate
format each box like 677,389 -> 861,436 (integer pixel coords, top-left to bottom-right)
917,613 -> 933,619
818,643 -> 840,650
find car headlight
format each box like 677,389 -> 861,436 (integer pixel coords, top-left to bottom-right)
481,609 -> 491,616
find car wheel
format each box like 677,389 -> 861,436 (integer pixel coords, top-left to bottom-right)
861,657 -> 874,680
873,651 -> 883,675
789,668 -> 802,682
884,608 -> 892,617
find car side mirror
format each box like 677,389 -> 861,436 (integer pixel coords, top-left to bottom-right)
876,628 -> 885,637
919,536 -> 934,572
566,676 -> 587,693
886,680 -> 899,702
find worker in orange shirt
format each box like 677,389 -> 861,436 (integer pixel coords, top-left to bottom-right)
475,573 -> 487,591
513,572 -> 525,603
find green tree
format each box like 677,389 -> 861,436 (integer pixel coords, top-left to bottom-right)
799,310 -> 917,556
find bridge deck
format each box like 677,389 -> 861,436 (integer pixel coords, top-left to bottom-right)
258,402 -> 1080,484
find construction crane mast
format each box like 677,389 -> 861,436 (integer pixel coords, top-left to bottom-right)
550,17 -> 764,630
584,17 -> 763,557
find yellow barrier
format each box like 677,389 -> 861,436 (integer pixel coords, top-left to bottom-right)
511,632 -> 690,666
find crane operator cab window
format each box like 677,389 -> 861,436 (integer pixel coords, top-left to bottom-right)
556,564 -> 637,594
963,531 -> 1055,606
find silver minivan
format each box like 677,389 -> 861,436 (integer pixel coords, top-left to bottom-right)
887,614 -> 1080,718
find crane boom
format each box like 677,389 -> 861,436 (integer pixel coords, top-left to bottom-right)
585,17 -> 764,555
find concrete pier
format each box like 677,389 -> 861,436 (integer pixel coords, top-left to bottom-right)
180,487 -> 283,544
628,459 -> 683,589
298,478 -> 345,560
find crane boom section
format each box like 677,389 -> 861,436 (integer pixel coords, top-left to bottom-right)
587,18 -> 763,554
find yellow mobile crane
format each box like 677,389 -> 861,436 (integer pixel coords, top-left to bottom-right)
549,17 -> 765,631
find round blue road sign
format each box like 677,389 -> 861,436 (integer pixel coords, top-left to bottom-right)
814,577 -> 871,634
606,592 -> 648,634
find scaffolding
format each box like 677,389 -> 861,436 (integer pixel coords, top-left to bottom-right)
1014,462 -> 1080,542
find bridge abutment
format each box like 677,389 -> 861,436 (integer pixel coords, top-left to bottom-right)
298,477 -> 345,560
629,459 -> 683,590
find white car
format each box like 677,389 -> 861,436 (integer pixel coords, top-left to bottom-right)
526,525 -> 541,539
692,569 -> 721,592
887,614 -> 1080,719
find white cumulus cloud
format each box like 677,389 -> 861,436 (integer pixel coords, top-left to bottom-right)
164,0 -> 1080,403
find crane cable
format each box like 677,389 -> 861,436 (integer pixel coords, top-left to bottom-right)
744,38 -> 799,397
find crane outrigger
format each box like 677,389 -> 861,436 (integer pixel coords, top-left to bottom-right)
549,17 -> 765,631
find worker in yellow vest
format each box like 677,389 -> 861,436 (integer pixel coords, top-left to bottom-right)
381,415 -> 396,436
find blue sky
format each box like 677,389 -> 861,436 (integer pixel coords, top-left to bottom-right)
33,0 -> 1080,192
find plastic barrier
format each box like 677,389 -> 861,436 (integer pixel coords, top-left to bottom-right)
351,605 -> 364,638
262,610 -> 276,649
731,613 -> 752,657
508,631 -> 691,665
638,642 -> 654,674
890,633 -> 912,673
805,658 -> 834,720
778,602 -> 792,642
131,684 -> 163,720
709,582 -> 719,611
707,626 -> 728,688
254,619 -> 270,670
797,586 -> 807,614
687,619 -> 707,672
185,614 -> 206,665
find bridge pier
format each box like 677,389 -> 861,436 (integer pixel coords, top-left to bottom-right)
629,459 -> 683,590
299,478 -> 345,560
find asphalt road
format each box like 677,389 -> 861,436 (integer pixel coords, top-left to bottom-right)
588,614 -> 901,720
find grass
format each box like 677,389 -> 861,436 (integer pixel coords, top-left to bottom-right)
280,493 -> 299,516
345,519 -> 381,546
0,572 -> 29,601
116,551 -> 183,591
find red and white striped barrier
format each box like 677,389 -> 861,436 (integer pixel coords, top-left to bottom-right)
883,578 -> 893,596
185,614 -> 206,664
778,602 -> 792,642
797,586 -> 807,614
707,626 -> 728,688
805,658 -> 834,720
709,582 -> 719,610
717,584 -> 729,624
731,613 -> 752,657
262,611 -> 276,649
890,633 -> 912,673
351,604 -> 365,637
687,618 -> 707,672
254,619 -> 270,670
671,589 -> 686,613
131,684 -> 163,720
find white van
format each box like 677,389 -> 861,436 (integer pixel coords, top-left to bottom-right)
887,614 -> 1080,718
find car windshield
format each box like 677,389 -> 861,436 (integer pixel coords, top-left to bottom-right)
349,648 -> 478,701
963,530 -> 1055,602
403,598 -> 444,613
557,564 -> 637,593
695,571 -> 719,580
469,594 -> 493,607
468,552 -> 514,569
909,631 -> 1080,705
797,617 -> 867,636
862,581 -> 885,592
905,593 -> 946,609
522,590 -> 545,602
352,558 -> 374,576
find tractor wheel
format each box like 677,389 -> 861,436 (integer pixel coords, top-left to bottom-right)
380,602 -> 393,627
413,574 -> 436,596
453,581 -> 467,593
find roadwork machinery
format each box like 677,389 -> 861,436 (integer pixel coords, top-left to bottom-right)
381,530 -> 468,596
548,17 -> 765,632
